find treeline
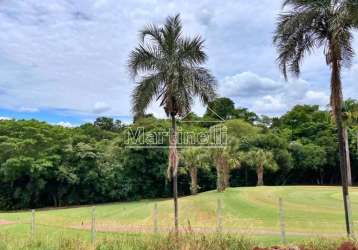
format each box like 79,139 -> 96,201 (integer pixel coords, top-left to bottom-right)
0,98 -> 357,210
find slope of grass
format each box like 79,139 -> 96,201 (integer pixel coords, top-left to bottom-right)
0,186 -> 357,244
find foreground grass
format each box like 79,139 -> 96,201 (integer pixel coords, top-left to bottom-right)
0,223 -> 311,246
0,232 -> 351,250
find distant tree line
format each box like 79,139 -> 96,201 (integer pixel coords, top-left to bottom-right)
0,97 -> 357,210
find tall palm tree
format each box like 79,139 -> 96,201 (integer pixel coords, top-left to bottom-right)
273,0 -> 358,236
128,14 -> 216,231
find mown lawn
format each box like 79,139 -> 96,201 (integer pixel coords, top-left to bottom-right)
0,186 -> 357,246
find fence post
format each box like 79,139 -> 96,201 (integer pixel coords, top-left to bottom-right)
216,198 -> 223,233
153,203 -> 158,233
91,206 -> 96,245
278,197 -> 286,245
347,195 -> 356,239
31,209 -> 35,238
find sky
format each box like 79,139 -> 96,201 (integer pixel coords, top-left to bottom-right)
0,0 -> 358,127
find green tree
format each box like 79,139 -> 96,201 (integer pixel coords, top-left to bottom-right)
181,148 -> 208,195
211,123 -> 243,192
204,97 -> 235,120
232,108 -> 258,124
128,14 -> 216,230
94,117 -> 123,131
273,0 -> 358,236
289,142 -> 327,184
242,149 -> 278,186
211,146 -> 240,192
343,99 -> 358,185
94,117 -> 115,131
247,133 -> 293,182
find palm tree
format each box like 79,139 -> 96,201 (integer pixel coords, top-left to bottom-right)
181,147 -> 208,195
212,136 -> 241,192
128,14 -> 216,231
242,149 -> 278,186
273,0 -> 358,236
212,148 -> 231,192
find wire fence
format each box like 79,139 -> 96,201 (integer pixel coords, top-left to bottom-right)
0,196 -> 356,245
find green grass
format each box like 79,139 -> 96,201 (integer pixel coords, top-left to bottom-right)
0,186 -> 357,246
0,231 -> 350,250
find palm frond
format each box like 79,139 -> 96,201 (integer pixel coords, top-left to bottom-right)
346,0 -> 358,26
162,14 -> 183,53
283,0 -> 330,9
178,36 -> 207,65
131,73 -> 163,116
184,67 -> 217,104
140,24 -> 164,46
128,44 -> 162,78
273,9 -> 323,79
329,9 -> 355,66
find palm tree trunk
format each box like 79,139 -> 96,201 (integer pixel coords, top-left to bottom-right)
215,154 -> 225,192
189,166 -> 198,195
216,161 -> 223,192
256,164 -> 264,186
330,47 -> 353,237
223,161 -> 230,188
170,114 -> 179,232
344,128 -> 352,185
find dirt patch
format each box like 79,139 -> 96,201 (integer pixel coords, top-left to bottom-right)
337,242 -> 358,250
0,219 -> 15,226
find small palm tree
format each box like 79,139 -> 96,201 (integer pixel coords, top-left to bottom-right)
181,148 -> 208,195
212,137 -> 241,192
242,149 -> 278,186
208,125 -> 240,192
273,0 -> 358,236
128,14 -> 216,231
212,148 -> 231,192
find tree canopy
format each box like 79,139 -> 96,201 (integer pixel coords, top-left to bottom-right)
0,99 -> 357,210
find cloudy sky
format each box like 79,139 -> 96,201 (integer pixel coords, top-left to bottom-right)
0,0 -> 358,126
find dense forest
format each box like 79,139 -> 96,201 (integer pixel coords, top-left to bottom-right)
0,97 -> 357,210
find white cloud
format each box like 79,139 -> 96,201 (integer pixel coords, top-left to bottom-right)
0,0 -> 356,119
351,64 -> 358,76
252,95 -> 287,115
0,117 -> 11,120
221,71 -> 330,116
0,0 -> 283,118
56,121 -> 75,127
343,64 -> 358,100
93,101 -> 111,114
303,90 -> 329,106
221,71 -> 283,97
18,107 -> 39,113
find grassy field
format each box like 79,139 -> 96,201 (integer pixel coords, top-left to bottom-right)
0,186 -> 357,246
